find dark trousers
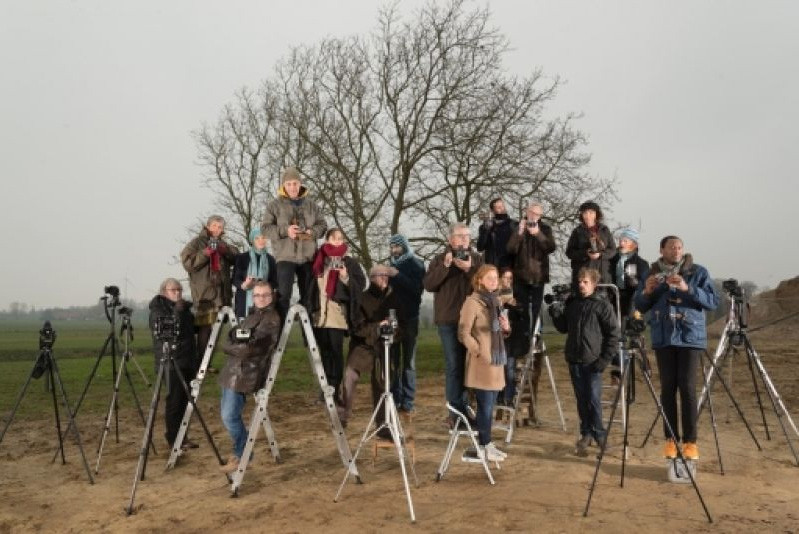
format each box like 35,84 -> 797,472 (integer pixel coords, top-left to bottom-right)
655,347 -> 700,443
276,261 -> 313,320
390,317 -> 418,411
514,282 -> 545,336
163,364 -> 193,445
316,327 -> 346,395
473,389 -> 498,446
568,363 -> 606,443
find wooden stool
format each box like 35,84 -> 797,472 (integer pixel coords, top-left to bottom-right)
372,411 -> 415,466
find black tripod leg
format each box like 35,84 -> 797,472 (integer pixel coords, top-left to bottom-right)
172,364 -> 229,479
49,355 -> 95,484
639,412 -> 660,448
126,359 -> 165,515
51,333 -> 112,463
584,361 -> 629,517
701,364 -> 724,475
111,336 -> 120,444
0,365 -> 37,445
744,344 -> 771,441
701,350 -> 762,451
50,364 -> 67,465
122,360 -> 156,454
639,359 -> 712,523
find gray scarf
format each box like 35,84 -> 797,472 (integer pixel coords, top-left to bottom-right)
477,291 -> 507,367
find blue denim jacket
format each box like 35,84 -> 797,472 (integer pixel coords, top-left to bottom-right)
634,255 -> 719,349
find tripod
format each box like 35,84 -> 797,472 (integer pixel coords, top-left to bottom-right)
54,289 -> 149,462
583,346 -> 713,523
696,284 -> 799,465
95,306 -> 153,474
126,337 -> 229,515
335,328 -> 419,522
0,323 -> 95,484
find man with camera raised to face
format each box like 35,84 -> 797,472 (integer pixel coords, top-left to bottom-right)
505,202 -> 557,417
423,222 -> 483,425
148,278 -> 197,450
217,281 -> 281,473
476,197 -> 517,270
634,236 -> 718,462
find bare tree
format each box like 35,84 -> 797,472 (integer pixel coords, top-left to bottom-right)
197,0 -> 615,266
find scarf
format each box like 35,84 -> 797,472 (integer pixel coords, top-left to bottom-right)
389,234 -> 415,265
477,290 -> 507,366
616,252 -> 631,288
312,242 -> 348,299
656,258 -> 684,278
245,248 -> 269,313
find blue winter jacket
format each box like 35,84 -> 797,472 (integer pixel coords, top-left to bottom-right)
634,254 -> 719,349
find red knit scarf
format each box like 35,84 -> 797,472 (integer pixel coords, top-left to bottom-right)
312,243 -> 348,299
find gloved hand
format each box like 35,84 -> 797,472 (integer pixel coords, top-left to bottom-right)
589,358 -> 608,373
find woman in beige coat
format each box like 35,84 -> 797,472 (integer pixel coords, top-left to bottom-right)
458,264 -> 511,462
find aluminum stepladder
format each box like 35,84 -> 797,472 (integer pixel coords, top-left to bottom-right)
435,403 -> 497,485
494,315 -> 567,444
166,306 -> 238,469
229,303 -> 359,496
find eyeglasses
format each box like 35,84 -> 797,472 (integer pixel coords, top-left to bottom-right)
166,288 -> 182,293
452,233 -> 470,239
253,293 -> 273,298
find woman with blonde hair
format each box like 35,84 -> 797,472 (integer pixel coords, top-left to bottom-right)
458,264 -> 511,462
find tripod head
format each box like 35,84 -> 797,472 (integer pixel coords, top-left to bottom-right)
379,309 -> 399,344
722,278 -> 748,338
33,321 -> 57,379
100,285 -> 121,324
119,306 -> 134,340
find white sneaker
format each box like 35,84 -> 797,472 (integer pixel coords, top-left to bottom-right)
482,444 -> 505,462
485,442 -> 507,459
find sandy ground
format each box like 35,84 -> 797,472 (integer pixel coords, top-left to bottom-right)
2,334 -> 799,533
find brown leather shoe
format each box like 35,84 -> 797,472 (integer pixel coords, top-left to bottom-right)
220,456 -> 239,473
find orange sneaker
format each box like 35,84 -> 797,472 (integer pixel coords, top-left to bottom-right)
663,439 -> 678,459
682,442 -> 699,460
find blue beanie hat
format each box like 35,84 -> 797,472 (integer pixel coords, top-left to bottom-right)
618,227 -> 639,244
390,234 -> 410,251
249,227 -> 264,243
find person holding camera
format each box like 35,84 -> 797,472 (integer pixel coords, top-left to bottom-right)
634,236 -> 718,461
218,281 -> 281,473
550,267 -> 620,456
232,228 -> 278,321
387,233 -> 425,414
476,197 -> 516,269
338,265 -> 401,434
148,278 -> 197,449
262,167 -> 327,321
423,222 -> 483,426
565,201 -> 615,287
458,264 -> 511,462
307,228 -> 366,403
181,215 -> 239,367
497,268 -> 525,405
506,201 -> 557,417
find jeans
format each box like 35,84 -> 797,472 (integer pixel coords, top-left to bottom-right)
391,317 -> 418,411
473,389 -> 498,446
568,363 -> 605,443
655,347 -> 700,442
438,323 -> 467,416
220,388 -> 248,459
275,261 -> 313,321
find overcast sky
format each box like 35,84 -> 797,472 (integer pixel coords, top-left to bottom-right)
1,0 -> 797,310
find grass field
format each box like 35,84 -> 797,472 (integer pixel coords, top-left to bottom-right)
0,319 -> 565,422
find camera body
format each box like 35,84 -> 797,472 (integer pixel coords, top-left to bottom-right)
104,285 -> 120,298
526,219 -> 538,229
453,247 -> 469,261
154,315 -> 180,342
379,309 -> 399,339
233,328 -> 252,342
544,284 -> 571,305
327,256 -> 344,270
209,237 -> 219,251
723,278 -> 744,299
39,321 -> 56,349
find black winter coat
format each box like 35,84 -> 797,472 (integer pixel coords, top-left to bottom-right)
148,296 -> 197,373
388,255 -> 425,321
219,304 -> 281,394
232,251 -> 279,319
551,292 -> 620,366
305,255 -> 366,335
609,251 -> 650,317
565,224 -> 616,286
476,216 -> 516,269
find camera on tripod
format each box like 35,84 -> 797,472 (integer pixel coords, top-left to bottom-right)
104,285 -> 120,298
33,321 -> 56,379
722,278 -> 744,300
379,309 -> 398,339
154,315 -> 180,342
544,283 -> 571,312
